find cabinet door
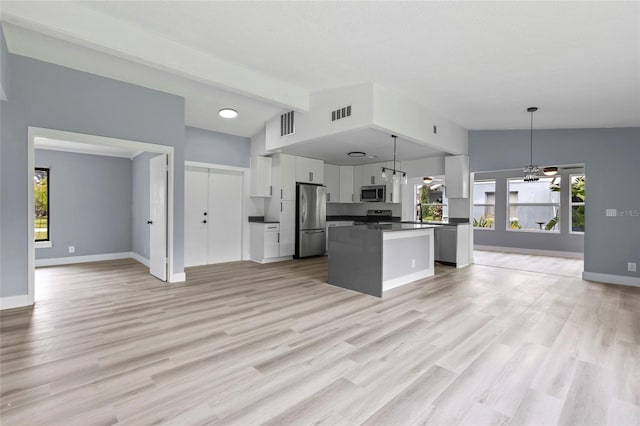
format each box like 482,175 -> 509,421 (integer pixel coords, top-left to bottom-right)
296,156 -> 324,184
279,200 -> 295,256
250,156 -> 272,197
280,154 -> 296,200
264,231 -> 280,259
445,155 -> 470,198
363,163 -> 382,186
352,165 -> 363,202
339,166 -> 354,203
324,164 -> 340,203
184,167 -> 209,267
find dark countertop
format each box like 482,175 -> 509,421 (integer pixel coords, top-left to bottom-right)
353,223 -> 437,232
248,216 -> 279,224
402,220 -> 470,227
327,215 -> 401,222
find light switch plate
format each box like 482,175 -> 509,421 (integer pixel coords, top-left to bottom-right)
628,262 -> 637,272
68,246 -> 75,253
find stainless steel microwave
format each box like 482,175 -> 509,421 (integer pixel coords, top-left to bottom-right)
360,185 -> 386,202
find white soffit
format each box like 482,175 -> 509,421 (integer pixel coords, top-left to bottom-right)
283,128 -> 444,166
35,137 -> 141,159
0,1 -> 309,111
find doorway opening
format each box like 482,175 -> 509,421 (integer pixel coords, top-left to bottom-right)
27,127 -> 176,305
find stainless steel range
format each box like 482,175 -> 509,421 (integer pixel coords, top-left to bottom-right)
355,209 -> 394,225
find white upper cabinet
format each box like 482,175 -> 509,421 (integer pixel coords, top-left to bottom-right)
352,165 -> 364,202
324,164 -> 340,203
445,155 -> 470,198
296,157 -> 324,184
250,156 -> 272,197
271,153 -> 296,201
339,166 -> 355,203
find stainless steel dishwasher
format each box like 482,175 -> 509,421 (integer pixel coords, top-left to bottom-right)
434,226 -> 457,264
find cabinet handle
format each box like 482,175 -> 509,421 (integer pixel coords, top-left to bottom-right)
202,220 -> 207,224
277,233 -> 280,243
309,172 -> 313,182
203,212 -> 207,216
280,202 -> 283,212
270,185 -> 273,196
280,189 -> 283,199
327,193 -> 331,202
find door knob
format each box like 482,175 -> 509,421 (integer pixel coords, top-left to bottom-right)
147,220 -> 153,224
202,220 -> 207,224
203,212 -> 207,216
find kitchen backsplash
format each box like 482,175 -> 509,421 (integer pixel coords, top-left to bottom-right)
326,203 -> 401,217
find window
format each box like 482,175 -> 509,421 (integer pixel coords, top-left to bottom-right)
34,168 -> 49,242
570,175 -> 585,233
507,176 -> 560,232
473,180 -> 496,228
415,184 -> 448,222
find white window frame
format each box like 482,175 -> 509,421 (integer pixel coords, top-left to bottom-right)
472,179 -> 496,230
414,184 -> 448,222
506,177 -> 561,233
569,174 -> 585,235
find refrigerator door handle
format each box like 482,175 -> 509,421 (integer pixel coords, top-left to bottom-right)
300,191 -> 307,226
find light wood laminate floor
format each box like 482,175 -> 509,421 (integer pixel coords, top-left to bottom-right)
1,256 -> 639,425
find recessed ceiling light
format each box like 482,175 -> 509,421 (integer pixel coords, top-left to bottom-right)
348,151 -> 366,158
218,108 -> 238,119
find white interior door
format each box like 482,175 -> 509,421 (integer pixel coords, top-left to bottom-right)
184,167 -> 209,267
149,154 -> 167,281
208,170 -> 243,264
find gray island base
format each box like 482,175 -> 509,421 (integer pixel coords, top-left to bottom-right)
327,224 -> 435,297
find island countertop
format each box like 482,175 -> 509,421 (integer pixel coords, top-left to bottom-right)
354,223 -> 438,232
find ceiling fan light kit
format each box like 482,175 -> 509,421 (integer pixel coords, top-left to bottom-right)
543,166 -> 559,176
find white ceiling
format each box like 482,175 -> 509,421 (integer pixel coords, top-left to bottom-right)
35,137 -> 141,159
283,128 -> 444,166
2,1 -> 639,139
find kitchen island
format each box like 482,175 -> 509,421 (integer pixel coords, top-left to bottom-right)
327,223 -> 435,297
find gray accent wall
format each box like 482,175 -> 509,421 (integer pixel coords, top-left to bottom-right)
1,54 -> 185,298
131,152 -> 160,260
1,26 -> 9,100
35,150 -> 132,259
185,126 -> 250,167
469,128 -> 640,280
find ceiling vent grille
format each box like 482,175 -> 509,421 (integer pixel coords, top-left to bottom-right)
280,111 -> 295,136
331,105 -> 352,122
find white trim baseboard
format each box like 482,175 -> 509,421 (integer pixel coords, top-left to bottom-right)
35,252 -> 133,267
0,294 -> 34,310
582,272 -> 640,288
250,256 -> 293,264
170,272 -> 186,283
474,245 -> 584,259
130,252 -> 150,267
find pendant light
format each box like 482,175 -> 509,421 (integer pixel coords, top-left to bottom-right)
380,134 -> 408,202
523,107 -> 540,182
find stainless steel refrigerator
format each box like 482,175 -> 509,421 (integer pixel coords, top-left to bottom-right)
295,183 -> 327,258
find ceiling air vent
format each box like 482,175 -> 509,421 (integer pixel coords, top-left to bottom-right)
280,111 -> 295,136
331,105 -> 352,122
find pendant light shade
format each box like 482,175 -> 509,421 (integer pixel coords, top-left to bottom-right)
523,107 -> 540,182
543,166 -> 559,176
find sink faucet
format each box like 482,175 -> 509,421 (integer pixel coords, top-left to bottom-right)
417,203 -> 423,223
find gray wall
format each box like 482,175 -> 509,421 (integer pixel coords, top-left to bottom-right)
469,128 -> 640,279
35,150 -> 132,259
473,168 -> 584,253
131,152 -> 160,260
0,26 -> 8,100
1,53 -> 185,298
185,126 -> 250,167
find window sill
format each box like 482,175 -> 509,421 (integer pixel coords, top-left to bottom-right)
506,229 -> 560,234
35,241 -> 52,249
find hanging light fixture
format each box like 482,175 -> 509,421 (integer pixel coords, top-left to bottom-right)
523,106 -> 540,182
543,166 -> 559,176
380,134 -> 408,202
423,176 -> 433,184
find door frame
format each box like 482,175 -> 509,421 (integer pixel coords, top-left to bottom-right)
27,127 -> 176,306
185,161 -> 250,261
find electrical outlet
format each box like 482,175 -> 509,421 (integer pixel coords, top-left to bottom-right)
68,246 -> 75,254
411,259 -> 416,268
628,262 -> 637,272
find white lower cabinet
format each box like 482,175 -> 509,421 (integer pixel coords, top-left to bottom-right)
250,223 -> 281,263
